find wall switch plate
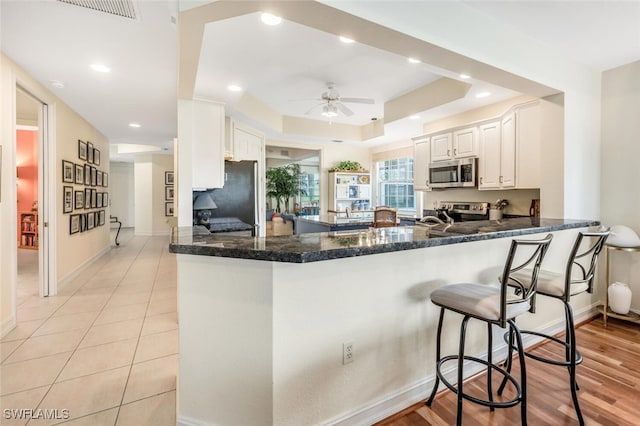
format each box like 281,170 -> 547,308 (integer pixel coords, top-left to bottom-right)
343,342 -> 354,365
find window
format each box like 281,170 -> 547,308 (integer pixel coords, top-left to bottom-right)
376,157 -> 415,211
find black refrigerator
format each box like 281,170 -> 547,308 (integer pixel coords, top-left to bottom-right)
194,160 -> 258,235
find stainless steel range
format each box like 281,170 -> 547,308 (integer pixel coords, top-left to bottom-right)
417,201 -> 489,226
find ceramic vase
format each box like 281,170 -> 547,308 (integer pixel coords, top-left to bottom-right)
608,282 -> 632,315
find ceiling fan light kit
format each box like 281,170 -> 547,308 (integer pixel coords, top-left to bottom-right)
300,82 -> 375,119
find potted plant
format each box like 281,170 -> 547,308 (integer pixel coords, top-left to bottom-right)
266,164 -> 307,213
330,160 -> 368,173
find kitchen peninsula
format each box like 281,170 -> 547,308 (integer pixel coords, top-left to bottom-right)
171,218 -> 599,426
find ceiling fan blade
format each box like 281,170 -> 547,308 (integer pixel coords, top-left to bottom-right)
304,103 -> 324,115
340,97 -> 375,104
289,98 -> 324,102
337,102 -> 354,117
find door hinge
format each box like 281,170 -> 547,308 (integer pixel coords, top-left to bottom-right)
44,222 -> 49,227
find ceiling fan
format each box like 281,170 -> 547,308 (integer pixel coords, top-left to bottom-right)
301,83 -> 374,117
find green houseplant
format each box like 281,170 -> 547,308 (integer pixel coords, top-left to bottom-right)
266,164 -> 307,213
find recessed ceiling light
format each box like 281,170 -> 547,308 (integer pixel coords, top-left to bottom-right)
261,13 -> 282,26
409,115 -> 421,120
408,58 -> 421,64
459,74 -> 471,79
476,92 -> 491,98
50,80 -> 65,89
129,123 -> 141,128
339,36 -> 355,44
90,63 -> 110,73
227,84 -> 243,92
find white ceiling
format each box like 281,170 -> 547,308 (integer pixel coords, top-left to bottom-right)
2,1 -> 639,157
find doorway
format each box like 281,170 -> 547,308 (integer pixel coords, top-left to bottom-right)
15,86 -> 52,297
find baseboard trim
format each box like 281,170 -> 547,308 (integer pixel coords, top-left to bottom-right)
1,315 -> 17,339
177,415 -> 212,426
134,230 -> 171,237
57,245 -> 111,291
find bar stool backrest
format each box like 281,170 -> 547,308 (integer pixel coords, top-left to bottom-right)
373,208 -> 397,228
564,229 -> 610,301
500,234 -> 553,326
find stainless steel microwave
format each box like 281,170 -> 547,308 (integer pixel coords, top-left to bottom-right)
428,158 -> 477,188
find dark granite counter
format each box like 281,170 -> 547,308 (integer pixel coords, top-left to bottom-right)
294,214 -> 373,234
170,217 -> 599,263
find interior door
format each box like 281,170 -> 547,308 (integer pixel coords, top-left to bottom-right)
37,102 -> 51,296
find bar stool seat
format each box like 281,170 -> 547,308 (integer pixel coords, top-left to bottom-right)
502,229 -> 610,426
426,234 -> 553,426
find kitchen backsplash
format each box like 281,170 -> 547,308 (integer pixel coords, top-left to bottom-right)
421,188 -> 540,217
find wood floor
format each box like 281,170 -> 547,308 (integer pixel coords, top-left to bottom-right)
376,316 -> 640,426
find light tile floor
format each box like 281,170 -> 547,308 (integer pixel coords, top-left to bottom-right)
1,230 -> 178,425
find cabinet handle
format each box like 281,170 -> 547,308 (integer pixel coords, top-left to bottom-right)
426,180 -> 429,186
480,177 -> 483,184
447,149 -> 450,156
499,176 -> 503,183
454,149 -> 457,155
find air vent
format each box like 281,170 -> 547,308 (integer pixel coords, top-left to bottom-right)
57,0 -> 137,20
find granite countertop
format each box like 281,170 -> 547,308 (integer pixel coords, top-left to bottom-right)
169,217 -> 599,263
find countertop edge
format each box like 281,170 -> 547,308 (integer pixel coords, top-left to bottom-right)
169,219 -> 599,263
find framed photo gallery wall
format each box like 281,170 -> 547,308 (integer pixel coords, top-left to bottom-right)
165,171 -> 174,217
64,139 -> 110,235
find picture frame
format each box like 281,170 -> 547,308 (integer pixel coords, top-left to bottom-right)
87,142 -> 94,164
102,172 -> 108,187
78,140 -> 87,161
70,214 -> 80,234
62,160 -> 74,183
98,210 -> 105,226
84,164 -> 91,186
97,170 -> 103,187
165,171 -> 174,185
91,166 -> 97,186
94,148 -> 101,166
102,192 -> 108,207
91,189 -> 97,208
96,192 -> 102,208
74,190 -> 84,209
80,213 -> 86,232
63,186 -> 73,213
87,211 -> 95,230
84,188 -> 91,209
74,163 -> 83,185
165,186 -> 174,201
165,202 -> 174,217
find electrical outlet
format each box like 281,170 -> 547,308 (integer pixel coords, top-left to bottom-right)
343,342 -> 354,365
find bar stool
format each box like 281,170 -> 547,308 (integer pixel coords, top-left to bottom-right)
425,234 -> 553,425
501,229 -> 609,425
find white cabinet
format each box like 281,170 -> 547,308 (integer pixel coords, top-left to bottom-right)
328,171 -> 372,213
515,102 -> 541,189
413,136 -> 431,191
479,114 -> 516,190
226,118 -> 264,161
430,133 -> 452,162
453,127 -> 478,158
430,127 -> 478,162
179,99 -> 225,190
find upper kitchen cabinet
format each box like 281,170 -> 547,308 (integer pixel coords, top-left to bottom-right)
413,135 -> 431,191
430,127 -> 478,162
226,118 -> 265,162
478,102 -> 541,191
178,99 -> 225,190
515,102 -> 541,189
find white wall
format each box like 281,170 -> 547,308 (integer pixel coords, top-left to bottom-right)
134,154 -> 174,236
1,53 -> 110,335
110,162 -> 134,227
601,60 -> 640,311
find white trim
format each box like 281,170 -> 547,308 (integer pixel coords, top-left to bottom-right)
56,245 -> 110,290
1,315 -> 17,339
134,230 -> 171,237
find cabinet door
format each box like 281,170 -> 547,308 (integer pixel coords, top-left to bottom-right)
232,122 -> 264,161
478,121 -> 501,189
413,138 -> 431,191
453,127 -> 477,158
430,133 -> 452,162
500,112 -> 516,188
516,103 -> 541,188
